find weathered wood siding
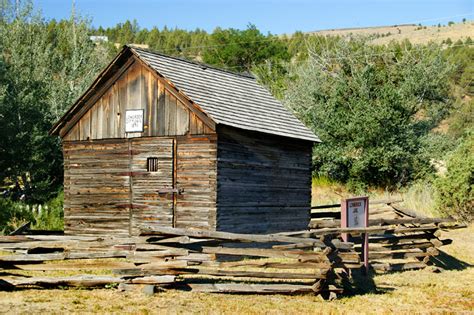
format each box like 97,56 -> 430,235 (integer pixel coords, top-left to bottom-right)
216,126 -> 312,234
175,135 -> 217,230
129,137 -> 175,236
63,140 -> 131,236
63,61 -> 212,141
64,135 -> 217,236
61,59 -> 218,236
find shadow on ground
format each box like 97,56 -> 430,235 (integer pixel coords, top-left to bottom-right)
430,250 -> 472,270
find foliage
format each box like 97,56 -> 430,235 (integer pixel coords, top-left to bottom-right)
434,130 -> 474,222
0,0 -> 109,203
446,99 -> 474,139
0,197 -> 32,234
30,191 -> 64,231
202,24 -> 290,72
0,192 -> 63,234
284,40 -> 453,190
444,44 -> 474,96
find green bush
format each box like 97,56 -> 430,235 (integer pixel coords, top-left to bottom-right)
284,40 -> 453,190
434,131 -> 474,222
31,191 -> 64,231
0,191 -> 64,234
0,198 -> 33,234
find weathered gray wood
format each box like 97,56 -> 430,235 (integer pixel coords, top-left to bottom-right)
216,127 -> 312,234
309,225 -> 439,235
182,282 -> 321,294
140,226 -> 326,248
371,261 -> 427,272
8,275 -> 126,288
129,275 -> 176,284
201,246 -> 329,261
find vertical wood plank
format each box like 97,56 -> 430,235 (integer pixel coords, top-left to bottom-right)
128,64 -> 140,139
168,94 -> 177,135
118,73 -> 127,137
80,111 -> 91,140
176,100 -> 189,135
149,73 -> 158,136
103,92 -> 110,138
141,66 -> 150,137
90,103 -> 97,139
97,98 -> 104,139
157,81 -> 166,136
164,89 -> 170,136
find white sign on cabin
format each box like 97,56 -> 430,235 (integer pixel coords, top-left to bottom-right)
347,199 -> 366,228
125,109 -> 144,132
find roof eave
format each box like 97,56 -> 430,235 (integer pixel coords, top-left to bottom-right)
49,45 -> 133,136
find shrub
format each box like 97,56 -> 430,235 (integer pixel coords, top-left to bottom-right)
30,191 -> 64,230
0,198 -> 33,234
434,131 -> 474,222
0,191 -> 64,234
284,40 -> 453,190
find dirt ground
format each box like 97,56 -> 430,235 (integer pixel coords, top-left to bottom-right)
0,226 -> 472,314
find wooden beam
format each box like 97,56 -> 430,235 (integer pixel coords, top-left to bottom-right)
59,58 -> 135,138
140,226 -> 327,248
129,53 -> 216,131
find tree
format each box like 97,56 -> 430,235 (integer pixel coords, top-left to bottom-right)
0,0 -> 109,202
203,24 -> 289,72
284,40 -> 453,190
434,130 -> 474,222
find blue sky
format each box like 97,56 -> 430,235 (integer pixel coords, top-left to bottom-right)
34,0 -> 473,34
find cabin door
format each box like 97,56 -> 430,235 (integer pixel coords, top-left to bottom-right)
129,138 -> 176,235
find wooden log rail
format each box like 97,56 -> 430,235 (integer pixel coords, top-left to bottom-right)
0,227 -> 358,298
308,207 -> 462,273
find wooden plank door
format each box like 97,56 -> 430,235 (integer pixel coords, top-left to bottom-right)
129,138 -> 175,235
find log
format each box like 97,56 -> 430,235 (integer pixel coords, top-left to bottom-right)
371,261 -> 427,272
368,217 -> 454,226
201,246 -> 330,261
129,275 -> 176,284
207,260 -> 332,270
187,268 -> 328,280
8,275 -> 126,288
368,249 -> 430,260
140,226 -> 326,248
182,282 -> 321,294
0,250 -> 130,263
2,261 -> 136,271
309,225 -> 439,235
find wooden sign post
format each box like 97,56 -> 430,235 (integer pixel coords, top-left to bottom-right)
341,196 -> 369,274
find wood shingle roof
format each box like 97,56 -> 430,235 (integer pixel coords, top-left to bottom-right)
131,47 -> 320,142
52,45 -> 319,142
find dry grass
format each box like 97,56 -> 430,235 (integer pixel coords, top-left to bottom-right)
0,184 -> 472,314
0,227 -> 472,314
308,21 -> 474,45
0,231 -> 472,314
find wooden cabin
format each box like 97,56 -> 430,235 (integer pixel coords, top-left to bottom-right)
50,45 -> 320,236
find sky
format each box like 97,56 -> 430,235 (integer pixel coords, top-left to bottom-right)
33,0 -> 473,34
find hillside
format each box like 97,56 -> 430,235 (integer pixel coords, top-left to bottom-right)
307,21 -> 474,45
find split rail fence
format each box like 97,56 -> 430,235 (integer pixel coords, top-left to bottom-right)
310,199 -> 463,272
0,199 -> 463,296
0,226 -> 358,297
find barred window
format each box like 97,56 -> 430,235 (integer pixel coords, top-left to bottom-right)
147,157 -> 158,172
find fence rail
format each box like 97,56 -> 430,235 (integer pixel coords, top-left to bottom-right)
0,202 -> 463,295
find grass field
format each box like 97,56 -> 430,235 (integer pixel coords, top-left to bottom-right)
0,228 -> 472,314
0,185 -> 472,314
307,21 -> 474,45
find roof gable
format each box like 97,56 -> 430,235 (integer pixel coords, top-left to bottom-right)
131,47 -> 320,142
52,46 -> 320,142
